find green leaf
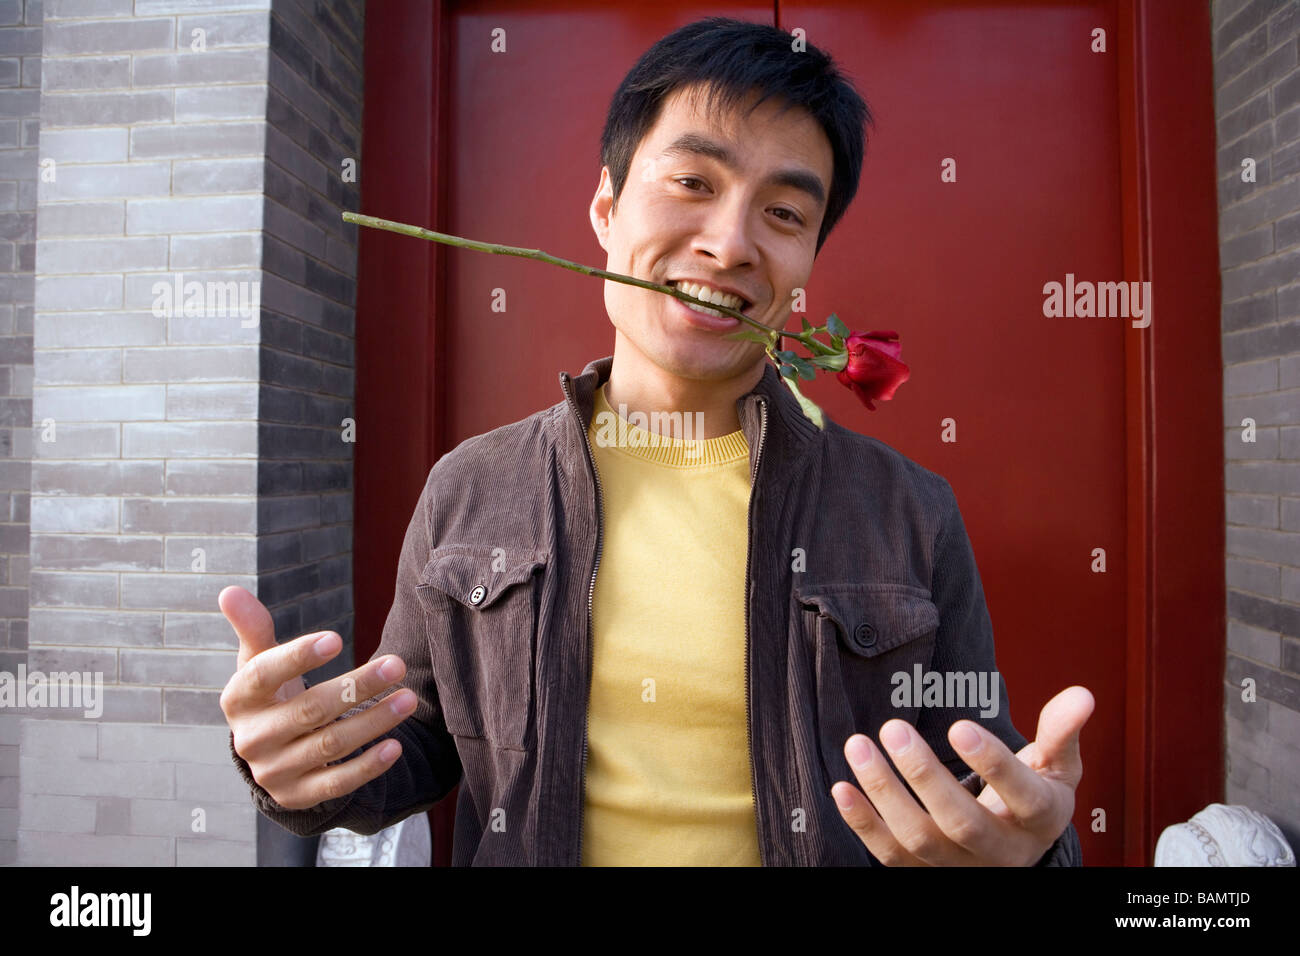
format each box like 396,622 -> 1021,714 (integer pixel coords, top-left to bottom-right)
776,350 -> 799,364
778,363 -> 796,380
800,316 -> 813,333
789,355 -> 817,381
826,313 -> 849,337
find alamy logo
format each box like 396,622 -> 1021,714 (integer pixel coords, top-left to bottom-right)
1042,273 -> 1151,328
592,405 -> 706,457
150,272 -> 260,322
891,665 -> 1000,718
0,665 -> 103,719
49,886 -> 151,936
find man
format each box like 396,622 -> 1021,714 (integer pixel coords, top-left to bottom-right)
221,17 -> 1093,866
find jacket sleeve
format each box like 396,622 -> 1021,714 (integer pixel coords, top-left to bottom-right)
228,466 -> 463,838
914,477 -> 1083,867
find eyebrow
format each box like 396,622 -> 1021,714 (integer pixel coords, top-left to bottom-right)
660,132 -> 827,209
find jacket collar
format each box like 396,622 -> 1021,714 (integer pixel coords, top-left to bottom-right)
558,354 -> 823,483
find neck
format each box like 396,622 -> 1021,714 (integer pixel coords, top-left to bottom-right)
605,334 -> 765,439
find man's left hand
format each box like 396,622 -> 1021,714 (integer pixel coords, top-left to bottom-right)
830,685 -> 1095,865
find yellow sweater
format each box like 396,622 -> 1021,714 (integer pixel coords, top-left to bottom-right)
580,383 -> 762,866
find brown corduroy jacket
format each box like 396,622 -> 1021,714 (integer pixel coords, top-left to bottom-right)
231,354 -> 1082,866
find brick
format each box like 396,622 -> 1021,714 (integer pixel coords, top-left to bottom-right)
177,836 -> 255,866
134,49 -> 268,88
1222,247 -> 1300,301
172,157 -> 262,194
32,463 -> 163,496
31,349 -> 122,386
1217,0 -> 1292,52
19,754 -> 173,799
117,647 -> 234,686
34,275 -> 121,311
169,233 -> 261,270
41,55 -> 130,92
176,85 -> 267,122
164,611 -> 241,650
1216,36 -> 1297,114
122,423 -> 258,460
163,459 -> 256,495
1224,385 -> 1300,424
35,311 -> 164,348
123,346 -> 257,383
1281,495 -> 1300,530
35,201 -> 126,239
99,723 -> 231,764
15,792 -> 96,833
32,534 -> 163,572
45,18 -> 174,56
29,496 -> 117,533
1227,492 -> 1279,526
29,570 -> 118,607
34,383 -> 165,423
1220,223 -> 1274,268
177,11 -> 270,47
17,830 -> 172,866
30,422 -> 121,459
1225,423 -> 1278,458
40,90 -> 173,127
39,161 -> 168,202
1228,619 -> 1283,665
127,796 -> 248,839
27,608 -> 163,648
1227,524 -> 1300,562
135,0 -> 269,13
126,195 -> 261,234
36,236 -> 168,273
27,646 -> 118,681
44,0 -> 135,16
162,535 -> 256,574
176,760 -> 254,803
1227,557 -> 1281,596
18,718 -> 97,758
162,687 -> 225,725
1220,176 -> 1300,237
130,121 -> 264,160
1225,357 -> 1279,394
120,497 -> 255,535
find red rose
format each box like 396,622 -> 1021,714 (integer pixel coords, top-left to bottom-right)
836,330 -> 910,411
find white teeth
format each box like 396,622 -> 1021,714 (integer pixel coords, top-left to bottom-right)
674,280 -> 745,316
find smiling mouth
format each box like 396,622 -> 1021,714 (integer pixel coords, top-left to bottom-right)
667,280 -> 754,318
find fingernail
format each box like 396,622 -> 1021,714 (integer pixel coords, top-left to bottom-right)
314,633 -> 340,656
378,740 -> 400,761
846,735 -> 872,769
881,722 -> 911,754
379,657 -> 402,681
952,722 -> 982,753
390,692 -> 415,716
833,785 -> 854,810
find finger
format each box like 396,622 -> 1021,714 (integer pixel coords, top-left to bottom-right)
1029,685 -> 1095,784
277,737 -> 404,811
275,654 -> 408,737
948,719 -> 1063,833
219,586 -> 278,670
277,686 -> 418,775
845,729 -> 968,865
830,780 -> 919,866
224,628 -> 342,713
875,720 -> 1016,863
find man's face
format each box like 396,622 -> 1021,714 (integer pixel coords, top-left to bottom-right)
590,83 -> 834,384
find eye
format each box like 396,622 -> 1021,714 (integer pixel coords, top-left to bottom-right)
772,207 -> 804,225
675,177 -> 707,191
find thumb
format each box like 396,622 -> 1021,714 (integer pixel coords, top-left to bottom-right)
1031,685 -> 1095,785
219,586 -> 277,670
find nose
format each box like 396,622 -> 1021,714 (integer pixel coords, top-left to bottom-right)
689,193 -> 758,270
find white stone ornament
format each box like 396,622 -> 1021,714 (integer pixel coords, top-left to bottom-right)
1154,803 -> 1295,867
316,813 -> 432,867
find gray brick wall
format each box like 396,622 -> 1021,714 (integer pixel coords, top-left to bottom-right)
1214,0 -> 1300,851
11,0 -> 364,866
0,0 -> 39,869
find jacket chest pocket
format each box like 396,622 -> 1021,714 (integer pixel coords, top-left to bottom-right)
415,545 -> 548,751
794,582 -> 939,789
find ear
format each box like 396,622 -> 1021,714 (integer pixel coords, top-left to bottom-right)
589,166 -> 614,252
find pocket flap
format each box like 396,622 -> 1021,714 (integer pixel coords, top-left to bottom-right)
419,545 -> 548,610
794,582 -> 938,657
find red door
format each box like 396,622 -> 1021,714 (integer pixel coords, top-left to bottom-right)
355,0 -> 1222,866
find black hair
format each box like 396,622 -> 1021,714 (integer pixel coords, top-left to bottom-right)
599,16 -> 873,255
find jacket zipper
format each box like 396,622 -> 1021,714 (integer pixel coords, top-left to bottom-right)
744,395 -> 769,866
561,372 -> 604,867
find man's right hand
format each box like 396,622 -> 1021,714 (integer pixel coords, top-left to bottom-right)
218,585 -> 418,811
